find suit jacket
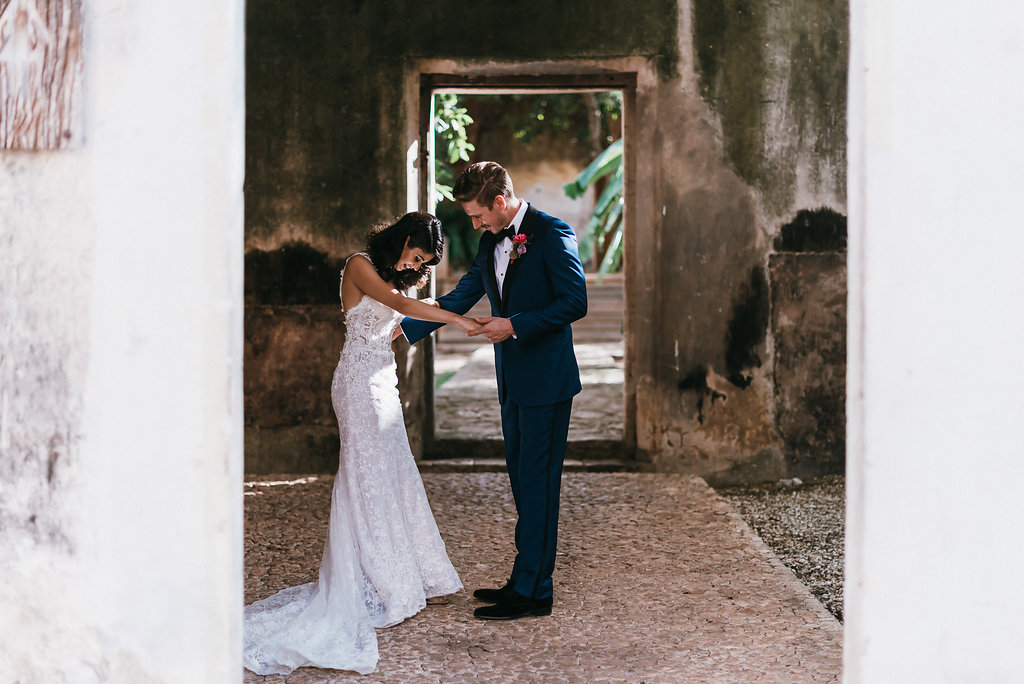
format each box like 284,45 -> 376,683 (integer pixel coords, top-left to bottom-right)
401,203 -> 588,407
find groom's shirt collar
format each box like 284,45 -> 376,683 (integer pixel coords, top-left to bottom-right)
507,199 -> 528,235
493,199 -> 529,301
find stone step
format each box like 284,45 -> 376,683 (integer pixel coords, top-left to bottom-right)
438,333 -> 623,349
418,456 -> 655,474
427,438 -> 640,463
438,322 -> 622,335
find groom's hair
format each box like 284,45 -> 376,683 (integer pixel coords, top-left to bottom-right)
453,161 -> 514,209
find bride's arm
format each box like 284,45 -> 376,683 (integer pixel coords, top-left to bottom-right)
345,256 -> 479,333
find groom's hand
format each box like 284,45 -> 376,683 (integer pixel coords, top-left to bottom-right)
468,316 -> 514,343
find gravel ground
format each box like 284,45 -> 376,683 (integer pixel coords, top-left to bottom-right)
717,475 -> 845,622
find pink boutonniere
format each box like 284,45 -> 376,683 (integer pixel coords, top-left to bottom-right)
510,232 -> 530,262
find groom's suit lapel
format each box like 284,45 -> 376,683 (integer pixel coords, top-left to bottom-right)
499,204 -> 537,315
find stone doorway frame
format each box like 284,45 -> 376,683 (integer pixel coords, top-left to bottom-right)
409,60 -> 652,459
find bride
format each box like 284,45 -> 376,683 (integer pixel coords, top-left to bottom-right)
243,212 -> 479,675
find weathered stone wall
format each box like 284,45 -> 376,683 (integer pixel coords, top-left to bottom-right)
637,0 -> 847,483
692,0 -> 847,218
244,1 -> 678,254
244,304 -> 343,473
770,209 -> 847,477
244,0 -> 848,482
243,0 -> 680,471
771,252 -> 846,476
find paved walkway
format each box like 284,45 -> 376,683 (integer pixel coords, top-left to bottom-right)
434,343 -> 625,444
243,472 -> 843,682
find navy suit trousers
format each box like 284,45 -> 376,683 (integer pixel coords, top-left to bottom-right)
500,396 -> 573,601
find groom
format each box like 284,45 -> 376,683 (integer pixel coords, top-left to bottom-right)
401,161 -> 587,620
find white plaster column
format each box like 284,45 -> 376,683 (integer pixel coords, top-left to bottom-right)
0,0 -> 244,681
846,1 -> 1024,681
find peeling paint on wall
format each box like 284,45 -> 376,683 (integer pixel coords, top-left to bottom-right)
0,159 -> 91,548
0,0 -> 84,149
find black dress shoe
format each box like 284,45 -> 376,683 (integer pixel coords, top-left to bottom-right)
472,581 -> 515,603
473,592 -> 552,620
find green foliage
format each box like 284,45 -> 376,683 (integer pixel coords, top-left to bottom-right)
432,93 -> 479,270
469,92 -> 621,149
564,139 -> 624,279
433,93 -> 476,204
431,91 -> 625,273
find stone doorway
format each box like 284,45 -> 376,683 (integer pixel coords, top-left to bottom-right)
413,72 -> 638,465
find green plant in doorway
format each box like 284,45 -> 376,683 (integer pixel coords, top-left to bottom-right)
433,93 -> 475,204
564,138 -> 623,279
432,94 -> 478,270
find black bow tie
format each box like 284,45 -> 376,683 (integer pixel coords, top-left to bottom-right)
495,226 -> 516,242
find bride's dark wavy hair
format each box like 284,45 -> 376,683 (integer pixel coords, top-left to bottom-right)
365,212 -> 444,290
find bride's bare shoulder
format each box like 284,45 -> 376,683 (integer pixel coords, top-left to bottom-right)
346,251 -> 372,266
344,253 -> 376,278
341,253 -> 376,309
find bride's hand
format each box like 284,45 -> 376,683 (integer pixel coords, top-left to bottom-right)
455,316 -> 481,334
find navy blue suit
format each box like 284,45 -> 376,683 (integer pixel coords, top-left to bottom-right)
402,204 -> 587,600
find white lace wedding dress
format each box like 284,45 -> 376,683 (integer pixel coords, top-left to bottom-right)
243,253 -> 462,675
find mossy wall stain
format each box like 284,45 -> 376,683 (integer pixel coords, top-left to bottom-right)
693,0 -> 769,185
693,0 -> 847,212
770,250 -> 847,476
783,3 -> 847,191
245,0 -> 679,256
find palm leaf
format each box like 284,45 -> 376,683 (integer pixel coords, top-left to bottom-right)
563,139 -> 623,199
597,220 -> 624,278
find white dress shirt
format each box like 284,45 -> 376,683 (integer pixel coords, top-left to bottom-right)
494,199 -> 529,298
